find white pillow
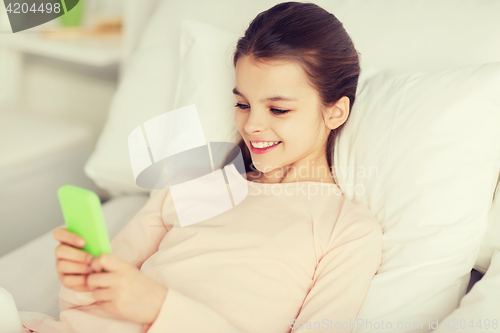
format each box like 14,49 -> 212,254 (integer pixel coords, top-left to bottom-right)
148,20 -> 240,202
431,249 -> 500,332
333,63 -> 500,331
83,0 -> 180,198
476,177 -> 500,273
172,19 -> 240,144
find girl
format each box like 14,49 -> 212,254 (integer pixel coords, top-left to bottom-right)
22,2 -> 382,332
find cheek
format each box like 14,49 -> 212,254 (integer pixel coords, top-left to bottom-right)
279,117 -> 316,148
234,112 -> 245,132
276,118 -> 302,141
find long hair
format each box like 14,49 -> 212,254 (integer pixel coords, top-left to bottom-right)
226,1 -> 360,174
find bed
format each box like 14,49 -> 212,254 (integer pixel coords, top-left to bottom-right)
1,1 -> 500,332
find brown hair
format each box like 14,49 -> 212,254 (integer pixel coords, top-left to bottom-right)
228,1 -> 360,173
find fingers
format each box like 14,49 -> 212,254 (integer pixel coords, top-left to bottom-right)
56,258 -> 92,292
52,227 -> 86,248
90,256 -> 103,272
55,244 -> 93,264
59,273 -> 90,292
91,254 -> 124,273
54,237 -> 94,292
57,259 -> 93,275
72,285 -> 92,293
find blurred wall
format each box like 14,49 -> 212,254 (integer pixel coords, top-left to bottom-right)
0,0 -> 122,256
0,0 -> 121,146
19,54 -> 118,146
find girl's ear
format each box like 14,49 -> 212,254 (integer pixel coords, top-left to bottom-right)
325,96 -> 350,130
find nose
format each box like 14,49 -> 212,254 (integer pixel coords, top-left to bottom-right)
243,107 -> 267,135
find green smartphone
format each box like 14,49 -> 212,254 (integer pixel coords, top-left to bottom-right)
57,185 -> 111,258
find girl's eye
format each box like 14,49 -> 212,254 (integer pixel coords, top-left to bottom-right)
234,103 -> 290,115
235,102 -> 249,110
270,108 -> 290,115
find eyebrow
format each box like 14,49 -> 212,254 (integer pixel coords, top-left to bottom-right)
232,87 -> 297,102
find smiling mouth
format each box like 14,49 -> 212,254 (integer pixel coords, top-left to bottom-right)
250,141 -> 282,149
249,141 -> 282,155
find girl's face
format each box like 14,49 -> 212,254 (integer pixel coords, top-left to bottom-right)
233,55 -> 345,181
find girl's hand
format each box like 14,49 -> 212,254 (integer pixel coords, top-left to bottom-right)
87,253 -> 168,325
53,227 -> 93,293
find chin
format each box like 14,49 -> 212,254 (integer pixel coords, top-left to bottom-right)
253,163 -> 281,174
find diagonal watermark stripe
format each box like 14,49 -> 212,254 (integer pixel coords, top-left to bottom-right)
128,104 -> 249,228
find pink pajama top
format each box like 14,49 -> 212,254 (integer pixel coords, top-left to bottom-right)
22,163 -> 383,333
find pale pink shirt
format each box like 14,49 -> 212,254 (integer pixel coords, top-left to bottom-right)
23,163 -> 382,333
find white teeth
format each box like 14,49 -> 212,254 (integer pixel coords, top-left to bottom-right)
251,141 -> 280,148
